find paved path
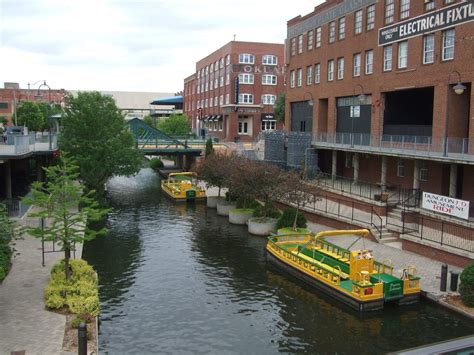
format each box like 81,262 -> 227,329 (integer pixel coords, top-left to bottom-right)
0,210 -> 82,355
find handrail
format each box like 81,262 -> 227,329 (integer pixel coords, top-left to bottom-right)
370,207 -> 383,239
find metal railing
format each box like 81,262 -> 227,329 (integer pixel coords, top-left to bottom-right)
313,133 -> 474,161
3,198 -> 30,218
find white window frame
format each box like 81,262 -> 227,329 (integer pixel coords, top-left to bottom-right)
327,60 -> 334,81
365,50 -> 373,74
262,55 -> 277,65
329,21 -> 336,43
367,5 -> 375,30
226,73 -> 230,85
290,70 -> 295,88
400,0 -> 410,19
316,27 -> 322,47
337,57 -> 344,80
291,37 -> 296,56
226,54 -> 231,65
261,120 -> 276,131
383,45 -> 392,71
423,34 -> 435,64
355,10 -> 363,34
442,29 -> 455,61
239,73 -> 254,84
298,34 -> 303,54
220,76 -> 224,87
398,41 -> 408,69
297,68 -> 302,87
239,53 -> 254,64
353,53 -> 361,77
385,0 -> 394,24
306,65 -> 313,85
425,0 -> 435,11
262,94 -> 276,105
419,162 -> 428,181
262,74 -> 277,85
397,159 -> 405,177
238,93 -> 254,104
307,30 -> 314,50
219,95 -> 223,105
225,94 -> 229,104
339,17 -> 345,40
315,63 -> 321,84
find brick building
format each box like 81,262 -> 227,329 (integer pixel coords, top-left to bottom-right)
0,82 -> 68,124
183,41 -> 286,142
285,0 -> 474,265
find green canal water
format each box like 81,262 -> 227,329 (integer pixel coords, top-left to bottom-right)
83,168 -> 474,354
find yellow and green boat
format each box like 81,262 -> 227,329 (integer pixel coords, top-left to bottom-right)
161,172 -> 206,202
266,229 -> 420,311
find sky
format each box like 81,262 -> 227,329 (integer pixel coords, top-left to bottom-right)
0,0 -> 321,93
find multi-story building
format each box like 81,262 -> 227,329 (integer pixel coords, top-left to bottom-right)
183,41 -> 286,142
285,0 -> 474,265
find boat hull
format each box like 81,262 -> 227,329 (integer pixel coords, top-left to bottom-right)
160,185 -> 206,202
266,249 -> 384,312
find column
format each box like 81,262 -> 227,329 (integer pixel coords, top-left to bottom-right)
449,163 -> 458,198
331,150 -> 337,177
381,156 -> 387,192
176,155 -> 184,169
352,153 -> 359,183
4,160 -> 12,199
413,160 -> 420,190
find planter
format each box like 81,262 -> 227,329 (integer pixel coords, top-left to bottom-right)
229,208 -> 254,225
216,200 -> 237,216
276,227 -> 311,236
206,196 -> 221,208
248,217 -> 277,236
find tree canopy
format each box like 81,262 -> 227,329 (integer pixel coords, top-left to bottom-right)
16,101 -> 44,131
157,114 -> 190,136
274,92 -> 285,123
60,91 -> 143,196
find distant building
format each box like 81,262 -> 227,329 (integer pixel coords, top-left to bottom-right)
183,41 -> 286,142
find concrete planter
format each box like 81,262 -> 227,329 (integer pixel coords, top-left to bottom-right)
229,208 -> 254,225
248,217 -> 277,236
206,196 -> 221,208
216,200 -> 237,216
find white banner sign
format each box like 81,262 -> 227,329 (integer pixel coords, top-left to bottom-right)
422,192 -> 470,220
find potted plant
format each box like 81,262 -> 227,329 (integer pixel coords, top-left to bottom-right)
275,208 -> 310,235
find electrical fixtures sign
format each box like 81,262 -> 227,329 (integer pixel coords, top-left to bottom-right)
234,77 -> 239,112
422,192 -> 470,220
379,0 -> 474,45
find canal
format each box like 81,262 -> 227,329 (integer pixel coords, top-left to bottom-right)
83,168 -> 474,354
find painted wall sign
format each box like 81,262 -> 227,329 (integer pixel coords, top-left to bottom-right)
422,192 -> 470,220
379,1 -> 474,45
232,64 -> 285,76
234,77 -> 239,107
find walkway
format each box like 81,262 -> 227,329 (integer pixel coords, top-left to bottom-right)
0,209 -> 82,354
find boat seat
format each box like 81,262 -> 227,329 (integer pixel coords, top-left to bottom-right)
291,251 -> 349,279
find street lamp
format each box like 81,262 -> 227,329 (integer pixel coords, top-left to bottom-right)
443,70 -> 466,157
303,92 -> 314,106
36,81 -> 52,103
36,81 -> 53,150
27,80 -> 45,101
351,84 -> 366,146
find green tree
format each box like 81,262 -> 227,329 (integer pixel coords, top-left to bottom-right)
274,92 -> 285,122
460,263 -> 474,307
143,115 -> 155,128
205,138 -> 214,157
22,155 -> 108,280
60,91 -> 143,196
0,204 -> 15,282
16,101 -> 44,131
157,113 -> 190,136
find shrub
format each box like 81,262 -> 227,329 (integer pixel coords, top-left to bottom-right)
149,157 -> 164,170
45,259 -> 100,317
459,263 -> 474,307
275,208 -> 307,230
254,203 -> 281,219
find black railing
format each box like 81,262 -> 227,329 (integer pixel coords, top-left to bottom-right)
2,198 -> 30,218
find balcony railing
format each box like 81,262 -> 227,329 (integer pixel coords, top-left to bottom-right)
313,133 -> 474,161
0,133 -> 58,157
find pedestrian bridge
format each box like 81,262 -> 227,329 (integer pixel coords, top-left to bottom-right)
128,118 -> 202,156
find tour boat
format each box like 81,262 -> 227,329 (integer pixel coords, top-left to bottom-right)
266,229 -> 420,311
161,172 -> 206,202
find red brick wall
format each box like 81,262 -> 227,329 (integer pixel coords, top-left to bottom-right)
402,239 -> 472,268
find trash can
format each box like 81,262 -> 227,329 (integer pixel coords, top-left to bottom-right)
450,271 -> 459,292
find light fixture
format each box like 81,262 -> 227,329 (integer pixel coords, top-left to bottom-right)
444,70 -> 466,157
453,82 -> 466,95
353,84 -> 366,104
303,92 -> 314,106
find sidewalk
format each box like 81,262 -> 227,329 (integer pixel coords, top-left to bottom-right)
0,210 -> 82,354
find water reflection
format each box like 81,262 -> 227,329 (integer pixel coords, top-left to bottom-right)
83,169 -> 474,354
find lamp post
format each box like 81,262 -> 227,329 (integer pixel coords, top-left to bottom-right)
36,81 -> 53,150
27,80 -> 45,101
303,91 -> 314,106
351,84 -> 366,147
443,70 -> 466,157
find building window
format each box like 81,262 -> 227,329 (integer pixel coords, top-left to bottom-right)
316,27 -> 322,47
445,0 -> 453,3
263,55 -> 277,65
220,95 -> 223,105
262,75 -> 277,85
225,94 -> 229,104
345,153 -> 352,168
338,17 -> 345,40
261,120 -> 276,131
367,5 -> 375,30
383,45 -> 392,71
297,68 -> 302,87
365,50 -> 373,74
291,37 -> 296,56
205,66 -> 209,75
220,76 -> 224,87
355,10 -> 363,34
226,54 -> 231,65
210,80 -> 213,90
329,21 -> 336,43
290,70 -> 295,88
353,53 -> 361,76
423,34 -> 435,64
205,82 -> 208,92
214,96 -> 218,106
238,93 -> 254,104
262,94 -> 276,105
419,162 -> 428,181
315,63 -> 321,84
400,0 -> 410,19
398,41 -> 408,68
239,73 -> 254,84
442,29 -> 455,61
298,34 -> 303,54
214,78 -> 218,88
425,0 -> 435,11
385,0 -> 394,24
205,99 -> 208,108
328,60 -> 334,81
397,159 -> 405,178
220,58 -> 224,68
238,121 -> 249,134
306,65 -> 313,85
337,57 -> 344,80
239,53 -> 254,64
210,63 -> 214,72
226,73 -> 230,85
307,30 -> 314,50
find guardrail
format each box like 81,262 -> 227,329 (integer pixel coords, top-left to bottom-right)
0,133 -> 58,156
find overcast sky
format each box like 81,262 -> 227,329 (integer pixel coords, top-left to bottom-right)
0,0 -> 321,93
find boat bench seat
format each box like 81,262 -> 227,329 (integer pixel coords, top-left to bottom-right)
291,251 -> 350,280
